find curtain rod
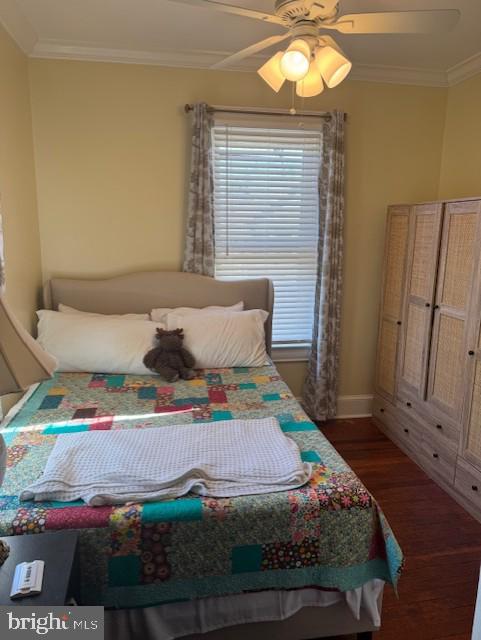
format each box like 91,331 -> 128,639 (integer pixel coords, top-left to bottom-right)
184,104 -> 339,120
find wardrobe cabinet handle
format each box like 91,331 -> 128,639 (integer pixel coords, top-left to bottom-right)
469,350 -> 475,356
403,428 -> 409,434
397,321 -> 402,326
436,424 -> 443,430
425,302 -> 431,308
380,408 -> 385,413
434,304 -> 440,310
472,485 -> 478,492
432,453 -> 439,459
406,402 -> 412,408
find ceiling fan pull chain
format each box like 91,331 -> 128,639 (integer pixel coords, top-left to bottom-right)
290,81 -> 297,116
300,93 -> 306,128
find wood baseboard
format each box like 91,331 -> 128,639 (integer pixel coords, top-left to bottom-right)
336,395 -> 373,419
295,395 -> 374,420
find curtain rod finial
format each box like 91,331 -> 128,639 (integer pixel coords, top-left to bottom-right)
185,104 -> 193,113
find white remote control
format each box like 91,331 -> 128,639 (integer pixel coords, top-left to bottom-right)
10,560 -> 45,599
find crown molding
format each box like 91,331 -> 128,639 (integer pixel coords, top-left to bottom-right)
447,51 -> 481,86
31,40 -> 451,87
30,41 -> 259,72
0,0 -> 479,87
0,0 -> 37,54
349,63 -> 448,88
0,15 -> 465,87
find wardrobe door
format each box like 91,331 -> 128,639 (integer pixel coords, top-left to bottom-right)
463,310 -> 481,470
398,203 -> 443,403
427,200 -> 481,423
375,206 -> 410,401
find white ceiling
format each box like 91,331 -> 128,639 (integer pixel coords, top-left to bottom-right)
2,0 -> 481,86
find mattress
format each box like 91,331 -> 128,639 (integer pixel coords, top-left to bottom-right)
0,365 -> 403,609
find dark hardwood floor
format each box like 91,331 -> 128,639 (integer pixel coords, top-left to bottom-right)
319,418 -> 481,640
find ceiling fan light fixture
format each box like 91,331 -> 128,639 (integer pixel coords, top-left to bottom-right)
315,45 -> 352,88
280,38 -> 311,81
257,51 -> 286,92
296,62 -> 324,98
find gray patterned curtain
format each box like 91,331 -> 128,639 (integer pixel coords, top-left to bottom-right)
182,103 -> 215,276
302,111 -> 346,421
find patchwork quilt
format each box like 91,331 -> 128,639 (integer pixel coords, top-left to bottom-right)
0,365 -> 403,609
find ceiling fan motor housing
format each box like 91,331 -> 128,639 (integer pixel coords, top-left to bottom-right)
290,21 -> 321,51
274,0 -> 339,24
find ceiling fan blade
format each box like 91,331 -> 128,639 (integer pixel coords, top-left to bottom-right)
211,34 -> 289,70
172,0 -> 284,26
308,1 -> 341,18
323,9 -> 460,34
317,34 -> 346,54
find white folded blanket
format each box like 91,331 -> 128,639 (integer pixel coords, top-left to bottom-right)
20,418 -> 312,506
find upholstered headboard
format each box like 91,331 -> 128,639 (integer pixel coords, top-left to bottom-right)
43,272 -> 275,354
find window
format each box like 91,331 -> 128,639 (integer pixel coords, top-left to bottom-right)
212,114 -> 322,359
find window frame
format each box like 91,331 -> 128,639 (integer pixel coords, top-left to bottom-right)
211,112 -> 322,360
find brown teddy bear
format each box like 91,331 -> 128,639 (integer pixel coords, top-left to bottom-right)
143,328 -> 196,382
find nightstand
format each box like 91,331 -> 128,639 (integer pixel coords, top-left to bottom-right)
0,531 -> 79,606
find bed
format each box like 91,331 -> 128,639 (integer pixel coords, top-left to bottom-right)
0,272 -> 402,639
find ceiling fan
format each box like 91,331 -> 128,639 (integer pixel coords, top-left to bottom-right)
171,1 -> 460,97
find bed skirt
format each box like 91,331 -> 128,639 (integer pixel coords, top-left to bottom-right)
105,580 -> 384,640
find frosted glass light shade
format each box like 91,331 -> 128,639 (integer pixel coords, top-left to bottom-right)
296,62 -> 324,97
315,46 -> 352,88
257,52 -> 286,92
280,39 -> 311,81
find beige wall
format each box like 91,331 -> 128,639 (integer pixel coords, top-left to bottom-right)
0,25 -> 43,412
29,59 -> 448,398
0,25 -> 42,330
439,73 -> 481,200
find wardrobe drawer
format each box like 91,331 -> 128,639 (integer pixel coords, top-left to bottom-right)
419,437 -> 457,484
397,403 -> 459,452
372,396 -> 404,441
397,394 -> 418,415
394,417 -> 422,452
398,393 -> 460,431
422,417 -> 459,450
372,396 -> 395,423
373,396 -> 422,452
454,459 -> 481,509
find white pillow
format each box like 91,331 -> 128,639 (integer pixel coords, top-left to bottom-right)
166,309 -> 269,368
37,310 -> 163,374
58,303 -> 149,321
151,302 -> 244,324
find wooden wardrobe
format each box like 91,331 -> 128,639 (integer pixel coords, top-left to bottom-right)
374,197 -> 481,521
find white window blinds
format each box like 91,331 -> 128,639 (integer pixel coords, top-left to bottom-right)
212,114 -> 322,346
